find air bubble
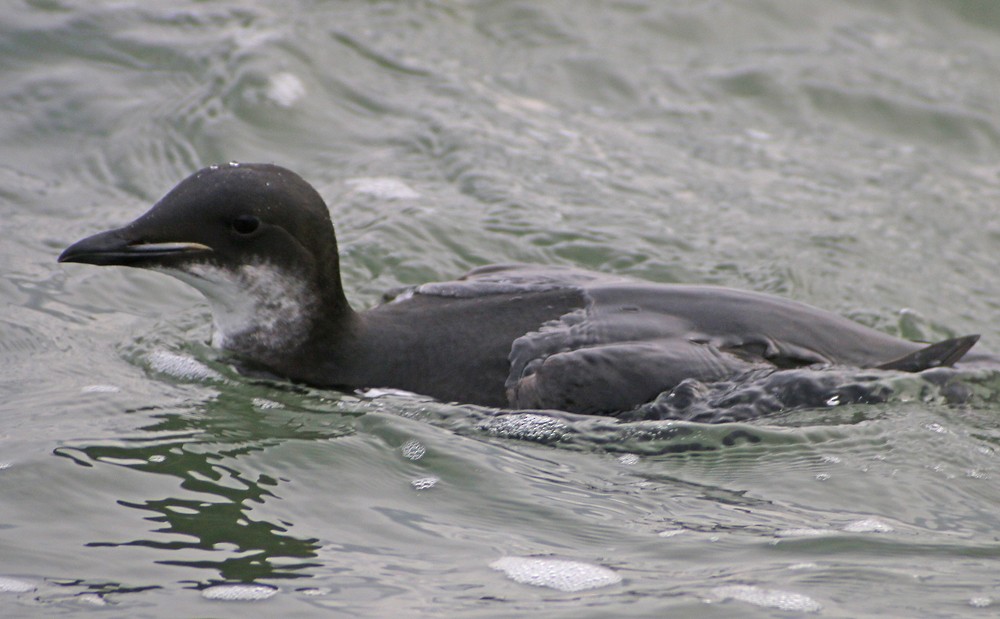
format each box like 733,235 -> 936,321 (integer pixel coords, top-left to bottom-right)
411,477 -> 438,490
401,439 -> 426,460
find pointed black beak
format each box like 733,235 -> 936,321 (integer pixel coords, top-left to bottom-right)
58,227 -> 212,267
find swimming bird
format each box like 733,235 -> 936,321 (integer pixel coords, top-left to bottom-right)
58,163 -> 983,416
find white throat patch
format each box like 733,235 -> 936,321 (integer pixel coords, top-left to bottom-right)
158,262 -> 314,351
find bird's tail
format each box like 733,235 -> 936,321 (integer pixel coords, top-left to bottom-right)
876,335 -> 980,372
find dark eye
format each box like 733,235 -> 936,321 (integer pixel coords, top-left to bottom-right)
232,215 -> 260,235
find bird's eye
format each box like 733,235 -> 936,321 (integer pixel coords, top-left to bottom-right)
232,215 -> 260,235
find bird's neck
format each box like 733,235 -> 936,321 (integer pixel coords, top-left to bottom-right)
162,261 -> 351,364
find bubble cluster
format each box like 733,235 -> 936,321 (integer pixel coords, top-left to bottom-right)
147,350 -> 222,382
709,584 -> 821,613
401,439 -> 426,460
411,476 -> 438,490
480,413 -> 567,444
490,557 -> 621,592
201,584 -> 277,602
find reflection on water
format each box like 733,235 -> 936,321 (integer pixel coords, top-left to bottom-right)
6,0 -> 1000,614
53,389 -> 359,586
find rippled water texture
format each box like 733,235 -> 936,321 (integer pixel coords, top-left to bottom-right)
4,1 -> 1000,617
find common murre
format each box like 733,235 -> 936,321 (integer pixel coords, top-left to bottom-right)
58,163 -> 985,417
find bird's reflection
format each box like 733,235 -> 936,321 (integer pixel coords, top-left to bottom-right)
54,388 -> 359,585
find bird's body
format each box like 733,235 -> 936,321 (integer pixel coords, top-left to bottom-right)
59,164 -> 985,417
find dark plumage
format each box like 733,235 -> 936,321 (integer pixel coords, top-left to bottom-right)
59,163 -> 984,417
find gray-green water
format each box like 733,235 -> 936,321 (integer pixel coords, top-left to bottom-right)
4,1 -> 1000,616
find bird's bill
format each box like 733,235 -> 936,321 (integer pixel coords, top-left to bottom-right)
58,228 -> 212,267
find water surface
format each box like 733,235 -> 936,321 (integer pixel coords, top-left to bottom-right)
3,1 -> 1000,616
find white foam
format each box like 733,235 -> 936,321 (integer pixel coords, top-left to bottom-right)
490,557 -> 621,592
81,384 -> 121,393
0,577 -> 36,593
361,388 -> 422,400
843,518 -> 894,533
346,177 -> 420,200
266,72 -> 306,107
202,584 -> 277,601
147,350 -> 222,381
709,584 -> 821,613
775,528 -> 832,538
788,563 -> 818,570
